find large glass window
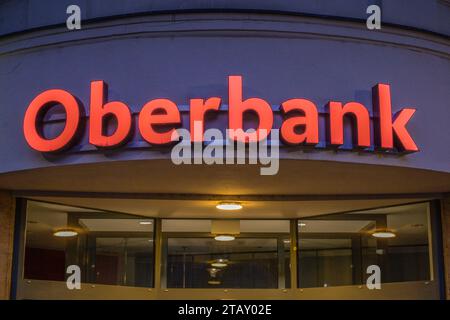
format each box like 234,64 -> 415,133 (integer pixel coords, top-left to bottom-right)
162,219 -> 291,288
24,201 -> 155,287
20,199 -> 439,299
297,202 -> 432,288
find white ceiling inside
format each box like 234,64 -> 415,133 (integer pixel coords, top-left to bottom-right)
25,199 -> 430,251
27,196 -> 426,219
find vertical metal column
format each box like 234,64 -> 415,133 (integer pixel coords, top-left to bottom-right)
153,218 -> 163,291
351,235 -> 363,285
160,235 -> 168,289
430,200 -> 446,299
290,220 -> 298,289
10,198 -> 26,299
277,237 -> 285,289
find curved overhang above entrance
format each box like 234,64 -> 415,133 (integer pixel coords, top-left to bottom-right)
1,160 -> 449,196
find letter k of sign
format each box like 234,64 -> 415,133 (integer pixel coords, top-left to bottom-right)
373,84 -> 418,152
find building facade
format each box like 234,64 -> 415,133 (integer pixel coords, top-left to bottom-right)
0,0 -> 449,299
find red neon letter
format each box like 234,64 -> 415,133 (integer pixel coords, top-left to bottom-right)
89,81 -> 132,148
138,99 -> 181,145
190,97 -> 221,142
228,76 -> 273,142
372,84 -> 418,152
280,98 -> 319,145
23,89 -> 81,152
328,101 -> 371,148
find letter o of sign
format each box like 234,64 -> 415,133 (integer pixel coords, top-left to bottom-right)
23,89 -> 81,152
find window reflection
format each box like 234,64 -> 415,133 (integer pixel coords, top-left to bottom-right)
24,201 -> 154,288
298,202 -> 431,288
23,200 -> 434,292
163,219 -> 290,288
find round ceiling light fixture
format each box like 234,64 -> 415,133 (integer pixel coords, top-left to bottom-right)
216,202 -> 243,211
371,229 -> 396,238
211,259 -> 229,268
214,234 -> 235,241
53,229 -> 78,237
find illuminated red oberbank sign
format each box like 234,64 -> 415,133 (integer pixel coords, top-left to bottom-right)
23,76 -> 418,153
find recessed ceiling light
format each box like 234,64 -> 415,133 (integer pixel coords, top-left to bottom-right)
371,230 -> 396,238
298,222 -> 307,227
211,259 -> 229,268
53,229 -> 78,237
216,202 -> 243,211
139,221 -> 152,225
214,235 -> 235,241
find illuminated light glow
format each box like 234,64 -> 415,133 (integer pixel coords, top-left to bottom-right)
139,221 -> 152,225
208,280 -> 221,285
211,259 -> 229,268
371,230 -> 396,238
53,229 -> 78,237
298,222 -> 307,227
214,235 -> 235,241
23,77 -> 419,154
216,202 -> 243,211
208,268 -> 219,275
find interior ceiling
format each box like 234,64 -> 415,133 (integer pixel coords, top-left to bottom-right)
1,159 -> 449,195
28,196 -> 426,219
26,200 -> 430,251
300,220 -> 373,233
79,218 -> 153,232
